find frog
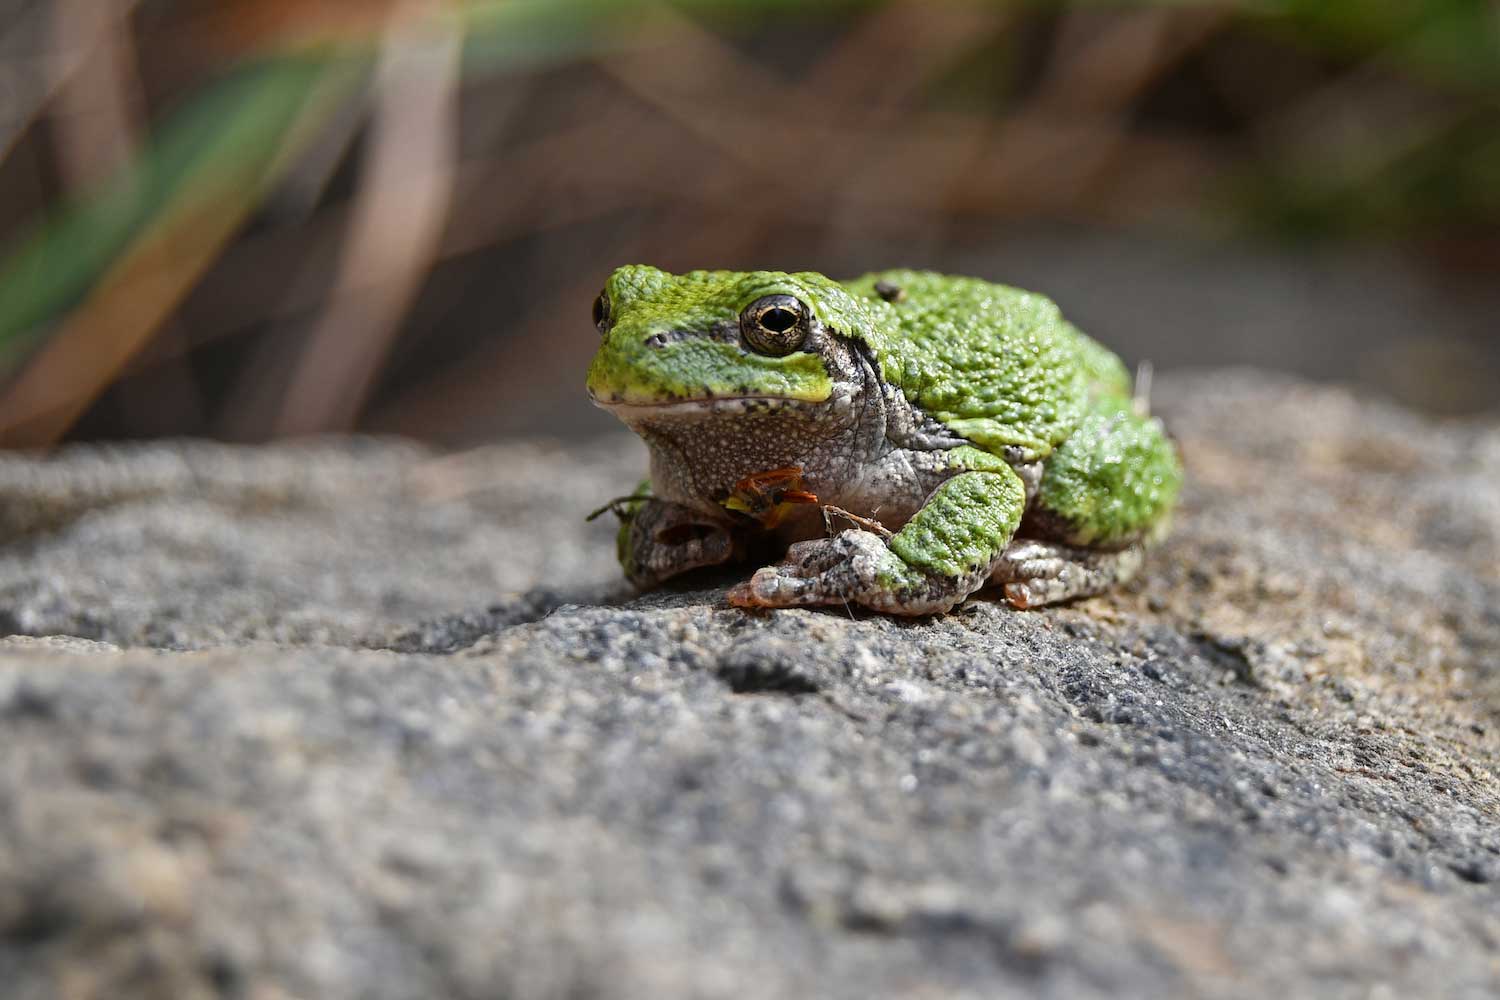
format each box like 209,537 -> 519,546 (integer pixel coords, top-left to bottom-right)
585,265 -> 1182,616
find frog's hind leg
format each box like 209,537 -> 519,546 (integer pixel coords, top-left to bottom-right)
993,391 -> 1181,608
990,539 -> 1142,609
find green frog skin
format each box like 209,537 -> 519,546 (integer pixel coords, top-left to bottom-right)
586,265 -> 1182,616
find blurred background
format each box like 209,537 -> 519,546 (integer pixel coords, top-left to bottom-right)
0,0 -> 1495,448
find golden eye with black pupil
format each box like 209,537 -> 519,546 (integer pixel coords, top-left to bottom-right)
740,294 -> 809,356
592,290 -> 611,335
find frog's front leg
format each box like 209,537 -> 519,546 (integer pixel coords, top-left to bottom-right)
620,494 -> 740,588
728,465 -> 1026,616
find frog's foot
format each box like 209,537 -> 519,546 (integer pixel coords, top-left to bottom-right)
990,539 -> 1143,609
727,530 -> 985,616
625,499 -> 739,588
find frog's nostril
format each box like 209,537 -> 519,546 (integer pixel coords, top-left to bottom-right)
644,333 -> 669,349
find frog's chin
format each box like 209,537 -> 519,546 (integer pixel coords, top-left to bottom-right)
590,394 -> 810,422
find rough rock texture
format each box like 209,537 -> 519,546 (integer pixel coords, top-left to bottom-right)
1,370 -> 1498,1000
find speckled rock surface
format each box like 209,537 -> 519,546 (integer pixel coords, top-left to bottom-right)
1,371 -> 1498,999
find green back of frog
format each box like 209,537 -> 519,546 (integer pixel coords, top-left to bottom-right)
841,270 -> 1131,460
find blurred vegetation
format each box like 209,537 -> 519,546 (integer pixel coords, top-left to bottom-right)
0,0 -> 1496,446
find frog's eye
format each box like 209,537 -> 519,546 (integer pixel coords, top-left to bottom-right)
740,295 -> 809,356
592,290 -> 611,335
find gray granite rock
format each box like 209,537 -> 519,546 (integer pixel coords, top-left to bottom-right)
1,371 -> 1498,999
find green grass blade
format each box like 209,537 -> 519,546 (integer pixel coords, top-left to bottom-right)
0,51 -> 366,368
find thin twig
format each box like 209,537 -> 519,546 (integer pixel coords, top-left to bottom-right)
273,0 -> 462,435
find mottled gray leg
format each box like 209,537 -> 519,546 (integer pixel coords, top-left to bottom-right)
727,529 -> 987,616
989,539 -> 1143,609
624,499 -> 739,588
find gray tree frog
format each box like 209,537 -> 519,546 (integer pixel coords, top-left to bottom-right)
586,266 -> 1182,616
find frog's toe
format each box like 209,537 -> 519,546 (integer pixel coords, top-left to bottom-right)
1001,580 -> 1045,610
727,532 -> 888,609
726,566 -> 824,608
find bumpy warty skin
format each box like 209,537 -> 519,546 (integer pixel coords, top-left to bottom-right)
843,270 -> 1129,460
587,265 -> 1183,613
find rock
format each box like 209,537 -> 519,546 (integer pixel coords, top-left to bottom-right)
0,371 -> 1497,999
